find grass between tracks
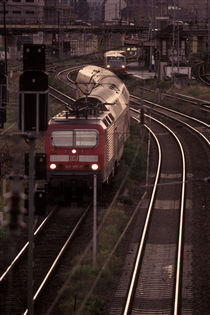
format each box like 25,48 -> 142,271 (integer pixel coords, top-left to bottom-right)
59,122 -> 147,315
124,76 -> 210,123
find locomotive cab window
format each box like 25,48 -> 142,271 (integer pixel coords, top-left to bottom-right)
107,56 -> 125,62
51,131 -> 73,147
50,130 -> 98,148
75,130 -> 98,147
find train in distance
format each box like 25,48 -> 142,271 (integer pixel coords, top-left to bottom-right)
104,50 -> 127,74
45,65 -> 130,202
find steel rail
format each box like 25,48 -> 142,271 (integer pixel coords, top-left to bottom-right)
123,122 -> 162,314
132,83 -> 210,107
56,65 -> 83,84
0,208 -> 56,282
148,114 -> 186,315
22,204 -> 91,315
131,94 -> 210,128
49,91 -> 71,107
131,95 -> 210,146
49,85 -> 75,102
123,111 -> 186,314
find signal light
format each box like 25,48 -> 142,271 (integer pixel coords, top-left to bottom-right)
51,34 -> 58,56
35,153 -> 46,180
52,33 -> 57,45
25,153 -> 47,179
23,44 -> 46,72
24,188 -> 46,216
34,188 -> 46,216
19,70 -> 48,132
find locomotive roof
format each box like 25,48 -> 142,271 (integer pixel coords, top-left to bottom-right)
75,65 -> 129,104
49,110 -> 113,128
104,50 -> 125,57
76,65 -> 122,88
49,65 -> 129,125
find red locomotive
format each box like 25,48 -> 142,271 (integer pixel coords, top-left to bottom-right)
45,65 -> 130,202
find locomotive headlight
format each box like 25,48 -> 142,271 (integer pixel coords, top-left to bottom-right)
122,65 -> 125,68
72,149 -> 77,154
107,64 -> 110,68
91,163 -> 98,171
50,163 -> 57,170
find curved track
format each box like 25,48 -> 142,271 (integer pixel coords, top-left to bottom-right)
121,111 -> 186,314
109,97 -> 209,314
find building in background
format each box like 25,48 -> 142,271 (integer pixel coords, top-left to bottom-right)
44,0 -> 75,25
0,0 -> 77,25
0,0 -> 44,25
87,0 -> 104,24
104,0 -> 126,25
122,1 -> 210,26
75,0 -> 89,22
176,0 -> 209,23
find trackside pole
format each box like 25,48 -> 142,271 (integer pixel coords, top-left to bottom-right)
93,174 -> 97,266
28,137 -> 35,315
18,44 -> 48,315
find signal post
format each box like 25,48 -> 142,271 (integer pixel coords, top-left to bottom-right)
19,44 -> 48,315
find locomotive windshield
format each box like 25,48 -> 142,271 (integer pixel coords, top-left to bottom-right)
107,56 -> 125,66
51,131 -> 73,146
75,130 -> 98,147
51,129 -> 98,148
107,56 -> 124,62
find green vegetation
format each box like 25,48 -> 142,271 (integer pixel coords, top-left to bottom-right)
125,73 -> 210,102
124,75 -> 210,123
181,84 -> 210,101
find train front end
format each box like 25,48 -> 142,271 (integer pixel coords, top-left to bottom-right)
105,52 -> 126,74
45,113 -> 105,202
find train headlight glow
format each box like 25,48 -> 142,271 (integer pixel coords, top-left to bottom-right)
122,65 -> 125,68
50,163 -> 57,170
72,149 -> 77,154
107,64 -> 110,68
91,163 -> 98,171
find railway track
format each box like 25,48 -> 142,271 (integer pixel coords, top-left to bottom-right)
48,85 -> 74,109
120,110 -> 186,314
132,85 -> 210,113
0,205 -> 91,314
108,97 -> 209,314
